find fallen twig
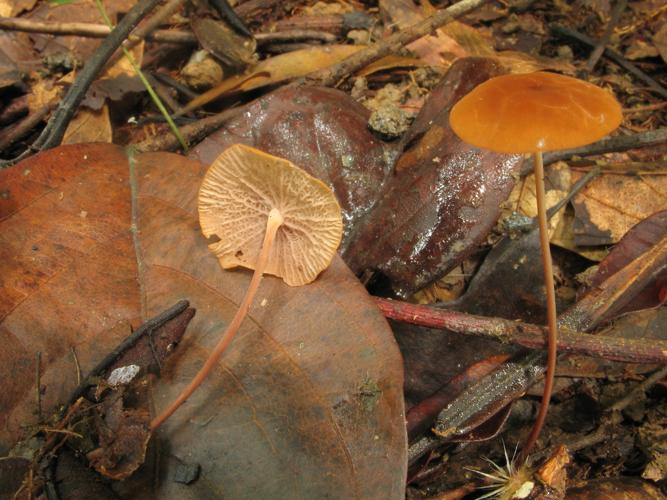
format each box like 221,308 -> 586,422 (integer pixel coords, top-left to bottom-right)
60,300 -> 190,417
0,104 -> 52,154
406,231 -> 667,462
127,0 -> 186,48
306,0 -> 488,86
377,298 -> 667,365
0,17 -> 333,47
135,105 -> 244,152
551,24 -> 667,99
0,15 -> 195,44
519,127 -> 667,175
584,0 -> 627,73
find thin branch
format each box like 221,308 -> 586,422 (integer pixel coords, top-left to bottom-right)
127,0 -> 186,48
519,127 -> 667,175
0,15 -> 196,44
306,0 -> 488,86
0,17 -> 333,46
551,23 -> 667,99
60,300 -> 190,417
135,104 -> 244,152
376,298 -> 667,365
584,0 -> 627,73
0,105 -> 52,155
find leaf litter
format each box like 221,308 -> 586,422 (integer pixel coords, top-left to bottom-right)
0,0 -> 666,497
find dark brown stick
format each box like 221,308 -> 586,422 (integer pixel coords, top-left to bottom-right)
306,0 -> 488,86
60,300 -> 190,417
0,95 -> 28,125
0,105 -> 51,154
584,0 -> 627,73
376,298 -> 667,364
551,24 -> 667,99
134,105 -> 244,152
519,127 -> 667,175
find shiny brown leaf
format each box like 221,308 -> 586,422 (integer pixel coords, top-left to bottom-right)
343,57 -> 524,297
0,143 -> 406,498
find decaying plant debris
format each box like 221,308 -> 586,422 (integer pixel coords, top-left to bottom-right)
0,0 -> 666,497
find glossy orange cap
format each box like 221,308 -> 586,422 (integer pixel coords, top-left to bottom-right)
449,72 -> 622,154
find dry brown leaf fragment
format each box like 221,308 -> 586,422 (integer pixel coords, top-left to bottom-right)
572,172 -> 667,246
62,105 -> 113,144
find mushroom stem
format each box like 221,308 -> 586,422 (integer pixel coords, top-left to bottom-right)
150,208 -> 285,431
520,151 -> 558,461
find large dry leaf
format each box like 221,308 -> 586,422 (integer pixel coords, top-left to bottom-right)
0,144 -> 406,498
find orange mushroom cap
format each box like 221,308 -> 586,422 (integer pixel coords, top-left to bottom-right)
449,72 -> 622,154
198,144 -> 343,286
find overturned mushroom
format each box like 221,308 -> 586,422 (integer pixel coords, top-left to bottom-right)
150,144 -> 343,430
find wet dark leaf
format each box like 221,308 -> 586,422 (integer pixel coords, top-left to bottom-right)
343,57 -> 524,297
189,85 -> 394,251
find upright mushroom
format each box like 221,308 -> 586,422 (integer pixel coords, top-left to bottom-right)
449,72 -> 622,458
150,144 -> 343,430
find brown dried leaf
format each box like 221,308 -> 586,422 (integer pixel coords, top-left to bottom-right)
572,172 -> 667,246
63,105 -> 113,145
177,45 -> 364,115
0,144 -> 406,498
191,18 -> 256,68
0,0 -> 36,17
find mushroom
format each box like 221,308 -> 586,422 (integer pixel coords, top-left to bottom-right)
150,144 -> 343,430
449,71 -> 622,458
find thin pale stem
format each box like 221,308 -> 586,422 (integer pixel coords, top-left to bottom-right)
150,208 -> 284,430
520,151 -> 558,461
